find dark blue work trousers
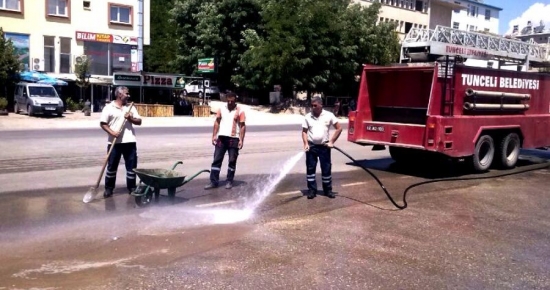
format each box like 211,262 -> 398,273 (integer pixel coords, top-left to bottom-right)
210,136 -> 240,185
105,142 -> 138,191
306,143 -> 332,194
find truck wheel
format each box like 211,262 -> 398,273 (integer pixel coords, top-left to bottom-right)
472,135 -> 495,172
496,133 -> 520,169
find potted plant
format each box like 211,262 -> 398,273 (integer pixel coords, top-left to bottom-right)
0,97 -> 8,116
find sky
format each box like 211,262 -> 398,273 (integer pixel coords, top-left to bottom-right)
493,1 -> 550,35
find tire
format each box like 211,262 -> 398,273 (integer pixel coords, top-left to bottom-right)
14,103 -> 19,114
496,133 -> 520,169
27,105 -> 34,116
472,135 -> 495,172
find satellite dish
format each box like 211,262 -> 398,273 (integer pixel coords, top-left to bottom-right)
75,56 -> 83,64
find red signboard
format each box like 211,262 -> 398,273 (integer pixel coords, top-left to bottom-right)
75,31 -> 137,45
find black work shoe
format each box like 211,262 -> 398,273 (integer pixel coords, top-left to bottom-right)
225,181 -> 233,189
307,189 -> 317,199
324,191 -> 336,198
103,189 -> 114,198
204,183 -> 218,190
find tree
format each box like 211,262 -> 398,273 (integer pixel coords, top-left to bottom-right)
0,27 -> 21,97
75,56 -> 91,102
233,1 -> 400,98
171,0 -> 263,90
144,0 -> 178,73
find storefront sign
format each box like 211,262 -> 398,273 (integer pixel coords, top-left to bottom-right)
197,58 -> 216,73
113,73 -> 142,86
76,31 -> 138,45
143,74 -> 185,88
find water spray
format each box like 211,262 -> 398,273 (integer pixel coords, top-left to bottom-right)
333,146 -> 550,210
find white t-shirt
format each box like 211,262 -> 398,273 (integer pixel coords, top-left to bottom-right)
100,102 -> 141,144
216,105 -> 246,138
302,109 -> 339,145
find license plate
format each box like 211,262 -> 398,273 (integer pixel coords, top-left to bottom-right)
366,125 -> 385,132
45,107 -> 56,111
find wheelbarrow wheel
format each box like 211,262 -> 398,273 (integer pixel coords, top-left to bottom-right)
134,187 -> 152,207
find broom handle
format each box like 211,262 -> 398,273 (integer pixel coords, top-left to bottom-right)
94,103 -> 135,187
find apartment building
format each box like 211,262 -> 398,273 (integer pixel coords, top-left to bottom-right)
356,0 -> 464,39
450,0 -> 501,34
0,0 -> 150,79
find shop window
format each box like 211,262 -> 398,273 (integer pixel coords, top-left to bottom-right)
111,44 -> 132,73
109,4 -> 132,25
60,37 -> 71,73
44,36 -> 55,73
47,0 -> 68,17
0,0 -> 21,11
453,22 -> 459,29
84,41 -> 109,75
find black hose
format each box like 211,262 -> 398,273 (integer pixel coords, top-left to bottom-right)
333,146 -> 550,210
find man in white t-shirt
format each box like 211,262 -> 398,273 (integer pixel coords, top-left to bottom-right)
204,92 -> 246,190
302,96 -> 342,199
99,86 -> 142,198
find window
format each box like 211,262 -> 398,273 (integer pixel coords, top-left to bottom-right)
83,0 -> 90,9
405,22 -> 413,33
484,28 -> 490,32
415,0 -> 423,12
109,4 -> 132,25
111,44 -> 132,73
453,22 -> 459,29
468,5 -> 478,17
47,0 -> 67,16
0,0 -> 21,11
84,42 -> 109,75
485,9 -> 491,20
60,37 -> 71,73
44,36 -> 55,73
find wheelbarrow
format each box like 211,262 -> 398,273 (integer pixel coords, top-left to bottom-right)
131,161 -> 210,206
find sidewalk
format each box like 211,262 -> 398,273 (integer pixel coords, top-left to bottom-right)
0,101 -> 348,131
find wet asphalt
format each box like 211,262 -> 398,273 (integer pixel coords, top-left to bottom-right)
1,127 -> 550,289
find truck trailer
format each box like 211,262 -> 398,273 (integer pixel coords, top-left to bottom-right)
347,26 -> 550,172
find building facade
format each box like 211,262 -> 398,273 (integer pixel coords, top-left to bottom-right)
0,0 -> 150,79
450,0 -> 501,34
355,0 -> 464,39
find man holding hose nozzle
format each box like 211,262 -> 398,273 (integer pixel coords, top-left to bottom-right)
302,96 -> 342,199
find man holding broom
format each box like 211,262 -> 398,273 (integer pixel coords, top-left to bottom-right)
100,86 -> 142,198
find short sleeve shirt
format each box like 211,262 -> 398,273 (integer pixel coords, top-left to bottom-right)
302,109 -> 339,145
100,102 -> 141,144
217,105 -> 246,138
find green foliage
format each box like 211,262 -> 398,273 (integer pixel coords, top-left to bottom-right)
171,0 -> 263,88
144,0 -> 178,73
233,0 -> 400,96
75,56 -> 91,89
168,0 -> 400,98
65,98 -> 81,111
0,27 -> 22,89
0,97 -> 8,110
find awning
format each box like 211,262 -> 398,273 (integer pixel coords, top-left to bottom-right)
18,71 -> 68,86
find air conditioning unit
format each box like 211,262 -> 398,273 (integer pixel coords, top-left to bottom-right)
74,55 -> 88,64
32,58 -> 45,71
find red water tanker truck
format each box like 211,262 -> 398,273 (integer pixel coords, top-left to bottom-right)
347,26 -> 550,172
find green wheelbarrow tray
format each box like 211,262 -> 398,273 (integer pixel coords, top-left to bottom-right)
131,161 -> 210,200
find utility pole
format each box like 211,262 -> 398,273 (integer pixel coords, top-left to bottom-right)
138,0 -> 144,72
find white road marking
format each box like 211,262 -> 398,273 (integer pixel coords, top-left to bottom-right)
342,182 -> 367,187
277,190 -> 302,196
195,200 -> 236,208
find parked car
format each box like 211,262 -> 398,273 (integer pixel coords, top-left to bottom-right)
13,82 -> 64,117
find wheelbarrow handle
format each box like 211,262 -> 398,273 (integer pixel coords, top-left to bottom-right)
182,169 -> 211,186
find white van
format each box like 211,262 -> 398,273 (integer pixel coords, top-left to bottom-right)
14,82 -> 64,117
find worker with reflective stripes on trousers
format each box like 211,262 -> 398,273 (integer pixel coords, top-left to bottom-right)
205,92 -> 247,190
99,86 -> 142,198
302,96 -> 342,199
